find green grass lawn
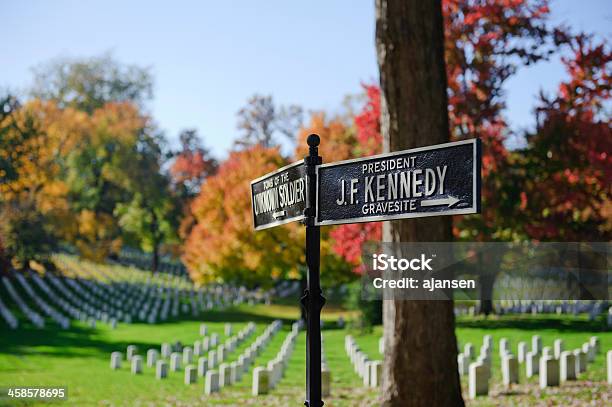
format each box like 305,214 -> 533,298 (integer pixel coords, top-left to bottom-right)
0,305 -> 610,406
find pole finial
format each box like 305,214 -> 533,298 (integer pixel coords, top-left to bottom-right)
307,134 -> 320,147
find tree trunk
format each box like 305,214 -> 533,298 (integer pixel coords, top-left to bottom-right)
478,252 -> 494,316
151,242 -> 160,273
376,1 -> 464,405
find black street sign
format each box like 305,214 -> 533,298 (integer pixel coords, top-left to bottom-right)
250,135 -> 482,407
316,139 -> 481,226
250,160 -> 307,230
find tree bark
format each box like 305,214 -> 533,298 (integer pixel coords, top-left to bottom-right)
376,1 -> 464,405
152,243 -> 159,273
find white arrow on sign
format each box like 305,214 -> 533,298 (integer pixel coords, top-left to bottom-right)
420,195 -> 460,208
272,210 -> 286,219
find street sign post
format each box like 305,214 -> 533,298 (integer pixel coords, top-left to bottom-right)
250,161 -> 307,231
316,139 -> 480,225
250,135 -> 481,407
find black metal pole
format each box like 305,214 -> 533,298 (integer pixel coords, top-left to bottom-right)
301,134 -> 325,407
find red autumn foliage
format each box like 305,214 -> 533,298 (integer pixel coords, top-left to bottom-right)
330,0 -> 594,270
519,33 -> 611,240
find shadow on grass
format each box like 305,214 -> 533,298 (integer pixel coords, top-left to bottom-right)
0,307 -> 299,359
0,323 -> 157,359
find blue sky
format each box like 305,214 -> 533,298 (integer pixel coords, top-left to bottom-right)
2,0 -> 610,157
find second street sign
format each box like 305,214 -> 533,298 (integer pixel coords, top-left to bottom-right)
250,160 -> 307,230
315,139 -> 481,226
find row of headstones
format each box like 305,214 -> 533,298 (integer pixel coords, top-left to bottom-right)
461,334 -> 603,399
16,271 -> 71,328
456,301 -> 609,321
110,320 -> 271,394
252,321 -> 300,395
272,281 -> 301,299
49,271 -> 121,328
0,294 -> 18,329
1,276 -> 45,328
345,335 -> 382,388
29,258 -> 164,327
55,256 -> 233,323
115,249 -> 188,277
18,268 -> 150,329
6,260 -> 250,330
30,271 -> 78,327
206,320 -> 283,394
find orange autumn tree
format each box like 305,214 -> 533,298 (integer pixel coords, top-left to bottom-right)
184,112 -> 358,287
0,97 -> 152,265
0,99 -> 84,267
184,146 -> 305,286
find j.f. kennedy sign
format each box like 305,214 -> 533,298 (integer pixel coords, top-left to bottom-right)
250,160 -> 307,230
315,139 -> 480,226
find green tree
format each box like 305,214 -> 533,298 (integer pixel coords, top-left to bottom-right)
31,53 -> 152,114
116,133 -> 179,271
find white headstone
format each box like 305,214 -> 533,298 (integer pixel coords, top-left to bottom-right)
225,323 -> 232,337
371,361 -> 383,387
194,341 -> 202,357
539,356 -> 560,388
378,337 -> 384,354
458,354 -> 468,376
363,361 -> 373,386
110,352 -> 122,370
170,352 -> 182,371
198,357 -> 208,377
147,349 -> 158,367
518,341 -> 527,363
252,367 -> 269,395
208,350 -> 217,369
183,347 -> 193,364
233,361 -> 244,382
464,343 -> 474,360
483,335 -> 493,351
502,354 -> 519,388
200,323 -> 208,336
218,345 -> 226,363
560,351 -> 576,381
185,365 -> 197,384
468,361 -> 488,399
607,350 -> 612,384
219,363 -> 232,387
499,338 -> 510,357
127,345 -> 138,361
532,335 -> 542,355
590,336 -> 599,354
131,355 -> 143,374
552,339 -> 563,360
322,368 -> 331,397
573,349 -> 586,374
156,360 -> 168,379
526,351 -> 539,377
204,370 -> 219,394
161,343 -> 171,358
582,343 -> 594,362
